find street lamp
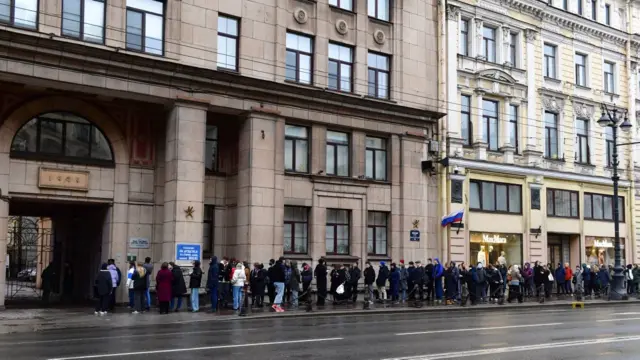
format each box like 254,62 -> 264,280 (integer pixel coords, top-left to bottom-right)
598,104 -> 631,300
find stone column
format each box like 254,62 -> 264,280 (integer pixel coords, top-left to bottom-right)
473,89 -> 487,160
523,29 -> 541,164
502,26 -> 511,66
474,18 -> 483,59
501,99 -> 515,164
236,110 -> 285,263
446,5 -> 462,144
163,103 -> 207,263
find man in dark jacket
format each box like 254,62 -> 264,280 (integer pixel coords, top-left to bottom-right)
376,262 -> 390,302
94,263 -> 112,315
533,261 -> 545,298
169,262 -> 187,312
349,262 -> 361,303
107,259 -> 122,312
555,263 -> 566,296
314,259 -> 328,306
363,261 -> 375,304
189,260 -> 203,312
207,256 -> 219,313
267,259 -> 276,305
425,259 -> 434,301
414,261 -> 425,301
271,257 -> 286,311
219,257 -> 231,308
143,257 -> 153,311
407,262 -> 415,300
251,262 -> 266,307
301,263 -> 313,303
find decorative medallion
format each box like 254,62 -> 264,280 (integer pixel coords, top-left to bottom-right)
294,8 -> 308,24
373,29 -> 386,44
335,19 -> 348,35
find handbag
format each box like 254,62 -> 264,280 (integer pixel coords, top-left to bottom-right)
548,274 -> 554,282
336,284 -> 345,294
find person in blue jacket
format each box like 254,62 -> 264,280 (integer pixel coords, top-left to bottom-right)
599,264 -> 610,296
433,258 -> 444,304
582,264 -> 592,297
406,262 -> 415,300
555,263 -> 566,295
389,263 -> 400,304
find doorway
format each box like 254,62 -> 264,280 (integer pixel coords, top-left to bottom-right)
5,198 -> 109,307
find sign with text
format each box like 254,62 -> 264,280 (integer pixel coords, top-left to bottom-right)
38,168 -> 89,191
129,237 -> 150,249
176,243 -> 201,262
409,230 -> 420,242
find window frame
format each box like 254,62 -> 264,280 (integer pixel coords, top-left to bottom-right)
575,53 -> 587,86
329,0 -> 353,11
284,206 -> 309,254
326,209 -> 350,255
461,95 -> 472,146
591,0 -> 597,20
546,188 -> 579,218
577,0 -> 583,15
460,19 -> 469,56
544,43 -> 557,79
285,31 -> 314,85
605,126 -> 614,167
367,211 -> 388,256
575,118 -> 590,164
604,3 -> 611,25
367,51 -> 391,99
509,104 -> 519,153
544,111 -> 559,159
482,99 -> 499,151
365,136 -> 387,181
61,0 -> 106,43
328,42 -> 354,93
584,193 -> 624,222
368,0 -> 390,22
216,14 -> 240,72
203,205 -> 215,254
604,61 -> 615,93
482,26 -> 496,62
469,180 -> 522,214
326,130 -> 350,177
205,124 -> 218,173
0,0 -> 39,29
509,32 -> 517,67
125,0 -> 165,56
284,124 -> 309,174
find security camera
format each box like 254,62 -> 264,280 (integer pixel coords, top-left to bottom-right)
453,165 -> 460,174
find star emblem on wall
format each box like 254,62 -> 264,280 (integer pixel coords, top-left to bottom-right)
184,206 -> 195,219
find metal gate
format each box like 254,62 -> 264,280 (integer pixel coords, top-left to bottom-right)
5,216 -> 55,302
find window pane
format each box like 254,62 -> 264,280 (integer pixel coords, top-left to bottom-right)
11,118 -> 37,152
328,60 -> 338,90
205,139 -> 217,171
365,149 -> 373,178
337,145 -> 349,176
378,72 -> 388,98
14,0 -> 37,28
126,10 -> 143,51
284,139 -> 293,170
326,145 -> 335,174
62,0 -> 81,37
84,0 -> 105,42
206,125 -> 218,140
509,185 -> 521,213
285,50 -> 297,81
375,151 -> 386,180
603,196 -> 613,220
327,131 -> 348,143
294,139 -> 308,172
584,195 -> 592,218
127,0 -> 163,14
368,69 -> 376,96
547,190 -> 554,215
340,64 -> 351,92
284,223 -> 292,252
482,182 -> 495,211
495,185 -> 508,212
0,0 -> 9,23
294,223 -> 308,253
325,225 -> 335,253
65,122 -> 91,157
570,192 -> 578,217
91,127 -> 112,160
39,121 -> 63,154
285,125 -> 307,138
470,182 -> 480,209
337,210 -> 348,224
367,227 -> 374,254
593,195 -> 603,219
145,13 -> 163,55
368,0 -> 375,17
299,54 -> 312,84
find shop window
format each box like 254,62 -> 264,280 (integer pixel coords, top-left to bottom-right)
284,125 -> 309,173
328,43 -> 353,92
546,189 -> 579,218
470,180 -> 521,214
326,209 -> 349,255
11,112 -> 114,166
470,232 -> 522,267
0,0 -> 37,29
586,236 -> 624,267
367,211 -> 388,255
62,0 -> 105,43
217,15 -> 239,71
365,136 -> 387,181
326,131 -> 349,176
284,206 -> 309,254
584,193 -> 624,222
125,0 -> 164,55
205,125 -> 218,172
286,32 -> 313,84
203,205 -> 214,254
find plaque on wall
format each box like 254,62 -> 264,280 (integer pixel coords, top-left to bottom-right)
38,168 -> 89,191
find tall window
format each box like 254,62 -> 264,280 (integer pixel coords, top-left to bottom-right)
326,131 -> 349,176
367,211 -> 388,255
368,0 -> 389,21
509,33 -> 517,66
368,52 -> 390,99
284,206 -> 309,254
482,100 -> 499,151
604,4 -> 611,25
575,118 -> 589,164
461,95 -> 472,146
547,189 -> 579,218
460,19 -> 469,56
0,0 -> 37,29
604,61 -> 615,93
329,0 -> 353,11
575,53 -> 586,86
469,180 -> 522,214
205,125 -> 218,172
509,105 -> 518,153
545,112 -> 559,159
366,137 -> 387,181
591,0 -> 597,20
577,0 -> 583,15
328,43 -> 353,92
605,126 -> 614,167
326,209 -> 349,255
11,112 -> 113,165
217,15 -> 239,71
126,0 -> 164,55
584,193 -> 624,221
62,0 -> 105,43
285,125 -> 309,173
562,0 -> 568,10
482,26 -> 496,62
544,44 -> 557,78
203,205 -> 214,253
286,32 -> 313,84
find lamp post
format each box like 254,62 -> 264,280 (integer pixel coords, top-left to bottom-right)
598,104 -> 632,300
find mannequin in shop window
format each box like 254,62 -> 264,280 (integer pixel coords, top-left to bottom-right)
498,251 -> 506,267
477,246 -> 486,266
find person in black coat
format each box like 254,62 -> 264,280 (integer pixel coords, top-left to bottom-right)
189,260 -> 203,312
94,263 -> 112,315
425,259 -> 434,301
363,262 -> 376,303
533,261 -> 545,298
169,263 -> 187,311
349,262 -> 361,303
414,261 -> 425,301
267,259 -> 276,305
301,263 -> 313,303
376,262 -> 390,302
314,259 -> 328,306
206,256 -> 219,312
330,264 -> 341,303
251,262 -> 266,307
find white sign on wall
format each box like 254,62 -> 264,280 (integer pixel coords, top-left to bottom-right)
482,234 -> 507,244
594,239 -> 614,248
129,237 -> 150,249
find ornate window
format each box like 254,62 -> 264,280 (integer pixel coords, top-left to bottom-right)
11,112 -> 114,166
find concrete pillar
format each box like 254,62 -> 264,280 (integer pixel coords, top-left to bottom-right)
236,111 -> 285,263
525,29 -> 537,152
446,7 -> 461,142
474,18 -> 483,59
163,103 -> 207,264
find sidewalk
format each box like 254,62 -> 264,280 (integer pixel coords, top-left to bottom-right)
1,296 -> 638,335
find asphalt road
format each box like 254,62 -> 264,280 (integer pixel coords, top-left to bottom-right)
3,304 -> 640,360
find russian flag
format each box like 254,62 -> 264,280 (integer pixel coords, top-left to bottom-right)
441,209 -> 464,227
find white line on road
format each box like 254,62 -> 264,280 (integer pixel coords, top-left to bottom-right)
395,322 -> 562,336
597,317 -> 640,322
611,312 -> 640,315
382,335 -> 640,360
47,337 -> 344,360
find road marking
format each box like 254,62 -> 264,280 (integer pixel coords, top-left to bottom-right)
382,335 -> 640,360
539,309 -> 567,313
47,337 -> 344,360
597,317 -> 640,323
395,322 -> 562,336
611,312 -> 640,315
481,342 -> 507,348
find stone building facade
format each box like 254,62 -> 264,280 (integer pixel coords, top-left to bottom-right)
0,0 -> 443,307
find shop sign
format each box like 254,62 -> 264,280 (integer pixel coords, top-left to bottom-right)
594,239 -> 614,248
482,234 -> 507,244
38,168 -> 89,191
176,243 -> 201,262
129,237 -> 150,249
409,230 -> 420,242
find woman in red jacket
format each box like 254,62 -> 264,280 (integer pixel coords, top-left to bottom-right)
156,262 -> 173,314
564,263 -> 573,295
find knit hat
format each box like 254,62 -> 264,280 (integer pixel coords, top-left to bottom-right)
400,260 -> 405,264
380,261 -> 386,266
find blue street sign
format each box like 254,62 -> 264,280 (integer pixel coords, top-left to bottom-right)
410,230 -> 420,242
176,243 -> 201,262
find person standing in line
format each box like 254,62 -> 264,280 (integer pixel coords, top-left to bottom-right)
62,262 -> 74,303
94,263 -> 112,315
399,261 -> 408,303
231,262 -> 246,312
301,263 -> 313,303
564,263 -> 573,295
189,260 -> 203,312
126,261 -> 135,309
251,262 -> 266,307
219,257 -> 231,308
349,262 -> 361,303
476,262 -> 486,303
523,263 -> 533,297
169,262 -> 187,311
389,263 -> 400,304
555,263 -> 566,296
582,263 -> 591,298
633,264 -> 640,294
271,257 -> 286,312
507,265 -> 523,303
267,259 -> 276,305
433,258 -> 444,304
207,256 -> 219,313
625,264 -> 634,295
289,260 -> 301,309
156,262 -> 173,314
143,257 -> 154,311
376,261 -> 390,303
414,261 -> 425,301
130,263 -> 147,314
41,262 -> 55,306
598,264 -> 610,296
425,259 -> 435,301
315,259 -> 328,306
407,262 -> 415,300
107,260 -> 120,312
363,261 -> 375,305
284,260 -> 292,305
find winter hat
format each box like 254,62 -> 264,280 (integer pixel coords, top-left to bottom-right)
380,261 -> 386,266
400,260 -> 405,264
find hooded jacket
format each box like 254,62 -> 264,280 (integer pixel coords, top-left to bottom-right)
364,265 -> 375,285
433,259 -> 444,279
143,262 -> 153,288
349,265 -> 362,285
476,263 -> 486,284
555,265 -> 566,284
599,266 -> 610,287
95,264 -> 113,296
207,257 -> 219,289
107,265 -> 119,288
582,264 -> 591,282
190,263 -> 203,289
270,259 -> 286,283
289,261 -> 301,290
523,263 -> 533,280
171,264 -> 187,296
231,264 -> 246,287
376,263 -> 390,286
